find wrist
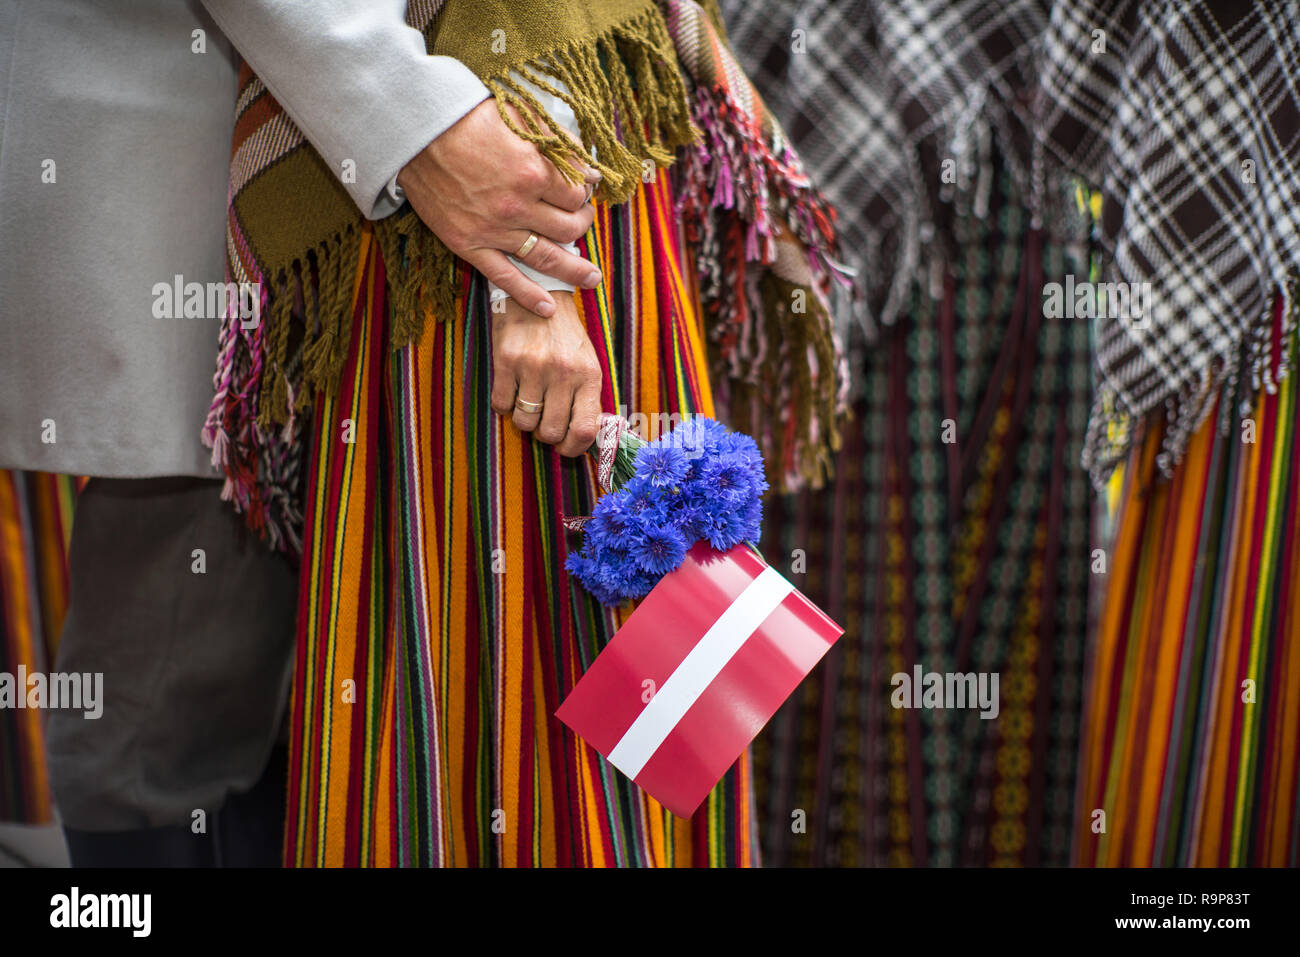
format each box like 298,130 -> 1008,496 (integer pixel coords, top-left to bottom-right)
395,146 -> 427,195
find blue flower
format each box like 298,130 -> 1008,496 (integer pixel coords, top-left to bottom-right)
739,499 -> 763,539
595,548 -> 633,592
705,452 -> 757,505
672,501 -> 709,541
566,415 -> 769,606
703,505 -> 751,551
631,520 -> 688,575
634,442 -> 690,489
565,550 -> 597,588
666,415 -> 726,460
716,429 -> 756,457
588,495 -> 631,543
623,475 -> 672,521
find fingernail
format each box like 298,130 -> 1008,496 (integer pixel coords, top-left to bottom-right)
582,270 -> 602,289
535,299 -> 556,318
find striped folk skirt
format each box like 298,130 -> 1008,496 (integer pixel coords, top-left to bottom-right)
1075,299 -> 1300,866
0,471 -> 78,824
285,175 -> 760,866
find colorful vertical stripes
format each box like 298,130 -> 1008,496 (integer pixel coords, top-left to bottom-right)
286,174 -> 758,866
1075,299 -> 1300,867
0,471 -> 80,823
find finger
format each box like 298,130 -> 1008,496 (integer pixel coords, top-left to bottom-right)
489,354 -> 518,417
540,169 -> 589,212
535,123 -> 597,210
516,200 -> 596,247
559,371 -> 602,457
467,248 -> 556,318
511,379 -> 545,434
551,117 -> 598,177
510,233 -> 602,289
535,378 -> 575,448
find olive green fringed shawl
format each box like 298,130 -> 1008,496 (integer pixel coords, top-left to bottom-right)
231,0 -> 694,433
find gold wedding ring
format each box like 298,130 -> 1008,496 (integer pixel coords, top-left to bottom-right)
515,398 -> 543,415
515,232 -> 540,258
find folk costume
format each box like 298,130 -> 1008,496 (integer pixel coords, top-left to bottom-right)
203,0 -> 847,866
1041,0 -> 1300,867
724,0 -> 1093,867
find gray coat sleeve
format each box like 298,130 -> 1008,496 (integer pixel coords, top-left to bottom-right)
200,0 -> 489,219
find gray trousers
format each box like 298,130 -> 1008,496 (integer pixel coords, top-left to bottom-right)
45,477 -> 296,831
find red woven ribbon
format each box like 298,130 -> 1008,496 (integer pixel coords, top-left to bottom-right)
563,413 -> 630,531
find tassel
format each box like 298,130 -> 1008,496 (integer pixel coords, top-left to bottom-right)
327,225 -> 363,384
300,243 -> 338,392
256,270 -> 296,430
756,272 -> 842,489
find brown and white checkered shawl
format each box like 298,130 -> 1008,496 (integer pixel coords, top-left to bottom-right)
723,0 -> 1300,485
1039,0 -> 1300,484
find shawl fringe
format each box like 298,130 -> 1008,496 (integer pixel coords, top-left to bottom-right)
1082,275 -> 1300,491
673,80 -> 850,493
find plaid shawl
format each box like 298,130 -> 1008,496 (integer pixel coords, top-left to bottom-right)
720,0 -> 1051,342
204,0 -> 847,552
723,0 -> 1300,486
1039,0 -> 1300,484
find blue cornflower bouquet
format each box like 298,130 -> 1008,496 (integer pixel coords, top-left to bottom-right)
565,414 -> 769,607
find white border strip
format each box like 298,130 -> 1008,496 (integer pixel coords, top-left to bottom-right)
607,566 -> 793,779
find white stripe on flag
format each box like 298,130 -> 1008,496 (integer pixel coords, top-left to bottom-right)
606,565 -> 794,779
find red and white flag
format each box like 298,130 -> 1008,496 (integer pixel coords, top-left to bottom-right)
556,542 -> 843,818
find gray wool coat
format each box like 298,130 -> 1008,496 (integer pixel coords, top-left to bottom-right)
0,0 -> 489,478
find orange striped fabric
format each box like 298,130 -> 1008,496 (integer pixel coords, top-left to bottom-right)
0,471 -> 79,824
1076,300 -> 1300,866
284,173 -> 759,866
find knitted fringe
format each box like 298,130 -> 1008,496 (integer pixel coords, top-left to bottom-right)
726,272 -> 844,489
673,81 -> 850,492
250,8 -> 698,436
486,4 -> 697,206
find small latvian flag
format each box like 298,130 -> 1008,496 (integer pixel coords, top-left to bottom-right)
556,542 -> 843,818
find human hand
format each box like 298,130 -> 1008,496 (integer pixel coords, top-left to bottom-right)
397,98 -> 602,318
489,294 -> 602,456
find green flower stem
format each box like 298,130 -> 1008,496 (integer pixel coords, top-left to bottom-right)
585,428 -> 645,494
